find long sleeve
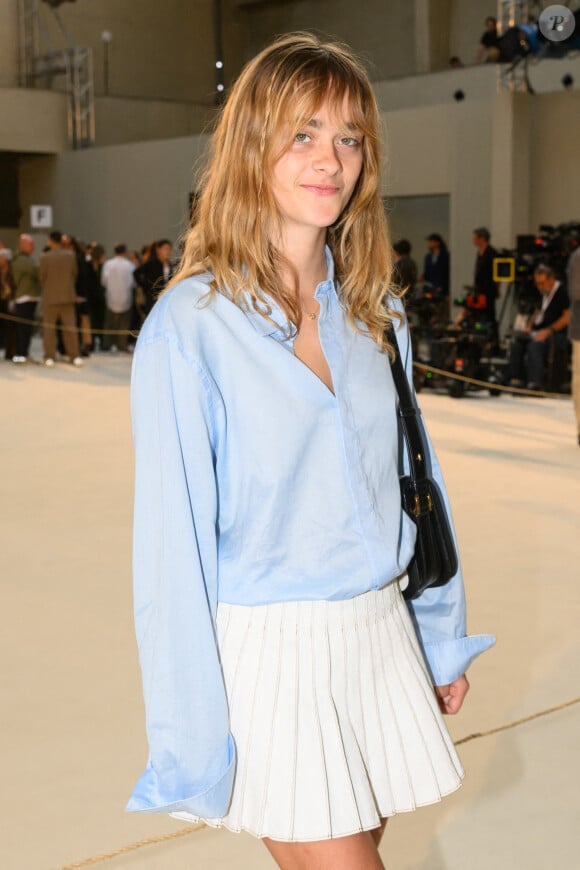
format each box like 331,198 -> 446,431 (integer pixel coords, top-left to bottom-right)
126,330 -> 235,818
394,306 -> 496,685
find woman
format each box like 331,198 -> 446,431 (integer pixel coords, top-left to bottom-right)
127,33 -> 494,869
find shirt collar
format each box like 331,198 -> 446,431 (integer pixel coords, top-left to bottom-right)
244,245 -> 337,338
540,280 -> 559,311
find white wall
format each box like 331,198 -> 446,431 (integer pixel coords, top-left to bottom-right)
0,0 -> 19,87
19,135 -> 209,255
387,193 -> 450,281
530,90 -> 580,229
0,88 -> 68,153
240,0 -> 418,81
93,98 -> 216,147
32,0 -> 218,104
450,0 -> 498,68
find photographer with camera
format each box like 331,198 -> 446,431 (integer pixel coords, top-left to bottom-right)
508,265 -> 570,391
454,228 -> 498,330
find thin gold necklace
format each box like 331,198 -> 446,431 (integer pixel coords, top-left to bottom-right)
305,310 -> 318,320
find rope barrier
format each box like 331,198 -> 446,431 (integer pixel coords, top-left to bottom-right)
1,310 -> 571,398
453,695 -> 580,746
414,361 -> 571,400
51,695 -> 580,870
0,310 -> 135,336
52,825 -> 204,870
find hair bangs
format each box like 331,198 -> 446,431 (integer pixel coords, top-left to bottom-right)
266,54 -> 376,161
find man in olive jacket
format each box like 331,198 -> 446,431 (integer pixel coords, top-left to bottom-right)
11,234 -> 40,362
40,230 -> 82,366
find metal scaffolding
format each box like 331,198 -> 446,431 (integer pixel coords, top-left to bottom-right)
497,0 -> 531,33
18,0 -> 95,148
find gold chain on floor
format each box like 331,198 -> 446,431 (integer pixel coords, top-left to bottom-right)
52,695 -> 580,870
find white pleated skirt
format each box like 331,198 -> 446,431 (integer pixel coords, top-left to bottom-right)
171,577 -> 464,842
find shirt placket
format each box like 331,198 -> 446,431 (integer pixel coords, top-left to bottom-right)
318,293 -> 383,586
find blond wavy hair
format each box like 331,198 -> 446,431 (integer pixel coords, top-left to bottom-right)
170,32 -> 400,348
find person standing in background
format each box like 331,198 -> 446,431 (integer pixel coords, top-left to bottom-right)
567,236 -> 580,445
134,239 -> 173,316
391,239 -> 417,295
0,247 -> 16,360
11,234 -> 41,363
86,243 -> 106,351
421,233 -> 450,321
101,243 -> 135,352
40,230 -> 83,367
455,227 -> 498,329
63,234 -> 92,357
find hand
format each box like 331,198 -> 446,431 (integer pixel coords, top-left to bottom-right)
435,675 -> 470,715
531,328 -> 551,343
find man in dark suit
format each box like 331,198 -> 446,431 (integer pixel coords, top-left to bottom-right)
422,233 -> 450,321
40,230 -> 82,366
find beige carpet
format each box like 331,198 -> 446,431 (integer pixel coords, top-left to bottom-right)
2,348 -> 578,870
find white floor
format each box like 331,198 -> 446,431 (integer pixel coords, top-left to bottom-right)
1,348 -> 579,870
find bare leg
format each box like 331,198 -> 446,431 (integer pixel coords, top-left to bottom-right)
264,830 -> 386,870
370,818 -> 388,847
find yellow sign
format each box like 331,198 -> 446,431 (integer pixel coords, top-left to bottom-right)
493,257 -> 515,282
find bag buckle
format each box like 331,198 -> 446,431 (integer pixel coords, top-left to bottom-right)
412,492 -> 433,517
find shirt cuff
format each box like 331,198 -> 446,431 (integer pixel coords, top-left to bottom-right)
125,734 -> 236,820
422,634 -> 496,686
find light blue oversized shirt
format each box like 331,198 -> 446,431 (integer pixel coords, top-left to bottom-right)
126,249 -> 495,819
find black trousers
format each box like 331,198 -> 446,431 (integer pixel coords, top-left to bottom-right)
509,332 -> 569,386
15,300 -> 38,357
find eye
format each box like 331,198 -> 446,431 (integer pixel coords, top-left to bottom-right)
338,135 -> 361,148
294,132 -> 311,143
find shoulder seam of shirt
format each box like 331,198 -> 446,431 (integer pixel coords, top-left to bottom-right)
136,330 -> 222,419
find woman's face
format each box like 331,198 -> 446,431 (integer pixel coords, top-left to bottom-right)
270,96 -> 364,243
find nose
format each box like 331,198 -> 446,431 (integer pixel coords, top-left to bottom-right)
312,138 -> 341,175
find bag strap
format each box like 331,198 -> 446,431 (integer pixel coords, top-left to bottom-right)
388,327 -> 428,485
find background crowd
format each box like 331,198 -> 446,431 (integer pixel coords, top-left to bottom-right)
0,233 -> 174,367
1,225 -> 576,397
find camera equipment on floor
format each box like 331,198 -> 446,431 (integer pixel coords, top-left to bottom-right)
408,287 -> 506,399
493,221 -> 579,350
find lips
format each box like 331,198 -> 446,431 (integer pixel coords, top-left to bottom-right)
301,185 -> 341,196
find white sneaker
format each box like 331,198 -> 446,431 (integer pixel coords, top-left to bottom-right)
72,357 -> 84,367
12,356 -> 27,364
44,358 -> 55,367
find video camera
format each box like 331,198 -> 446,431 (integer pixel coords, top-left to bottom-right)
495,221 -> 580,313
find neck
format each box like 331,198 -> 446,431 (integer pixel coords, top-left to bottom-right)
279,228 -> 328,301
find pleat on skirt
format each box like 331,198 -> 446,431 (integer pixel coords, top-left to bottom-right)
171,576 -> 464,842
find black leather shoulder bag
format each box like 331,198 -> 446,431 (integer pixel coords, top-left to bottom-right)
388,327 -> 458,600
